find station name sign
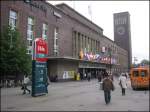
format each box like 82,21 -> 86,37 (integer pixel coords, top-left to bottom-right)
24,0 -> 47,13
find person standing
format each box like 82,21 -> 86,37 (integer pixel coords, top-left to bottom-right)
22,75 -> 30,94
102,72 -> 115,104
119,73 -> 127,96
97,71 -> 102,82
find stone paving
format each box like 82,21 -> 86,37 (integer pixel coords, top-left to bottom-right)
1,77 -> 149,111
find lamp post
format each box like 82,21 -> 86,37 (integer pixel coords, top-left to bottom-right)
108,47 -> 112,74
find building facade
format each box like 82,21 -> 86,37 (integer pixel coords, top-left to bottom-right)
1,0 -> 129,81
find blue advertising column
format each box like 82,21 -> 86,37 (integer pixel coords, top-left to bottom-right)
32,38 -> 48,97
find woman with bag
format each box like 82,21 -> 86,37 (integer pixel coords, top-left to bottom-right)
119,73 -> 127,96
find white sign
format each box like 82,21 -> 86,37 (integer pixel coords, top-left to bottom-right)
102,46 -> 105,53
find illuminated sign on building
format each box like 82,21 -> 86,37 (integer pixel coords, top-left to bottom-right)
33,38 -> 48,62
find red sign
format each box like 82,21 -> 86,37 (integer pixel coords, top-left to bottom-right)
33,38 -> 48,62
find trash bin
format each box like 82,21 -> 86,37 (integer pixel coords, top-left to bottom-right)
76,73 -> 80,81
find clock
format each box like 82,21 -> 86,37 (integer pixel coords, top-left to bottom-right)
116,26 -> 125,35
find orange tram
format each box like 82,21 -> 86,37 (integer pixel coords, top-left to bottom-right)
130,66 -> 149,90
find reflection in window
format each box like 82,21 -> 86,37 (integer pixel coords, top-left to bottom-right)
27,17 -> 34,55
54,27 -> 59,56
141,70 -> 147,77
42,23 -> 48,40
9,10 -> 17,29
133,71 -> 138,77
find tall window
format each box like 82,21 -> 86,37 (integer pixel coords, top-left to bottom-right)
42,23 -> 48,40
54,27 -> 59,56
9,10 -> 17,29
27,17 -> 34,54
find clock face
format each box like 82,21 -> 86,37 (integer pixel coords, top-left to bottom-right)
116,26 -> 125,35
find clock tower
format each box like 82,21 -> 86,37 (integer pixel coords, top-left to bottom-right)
113,12 -> 132,70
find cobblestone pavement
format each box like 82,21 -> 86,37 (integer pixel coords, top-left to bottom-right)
1,77 -> 149,111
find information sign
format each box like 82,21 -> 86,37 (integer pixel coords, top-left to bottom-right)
32,38 -> 48,97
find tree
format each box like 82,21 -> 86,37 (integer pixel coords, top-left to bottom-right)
0,26 -> 32,79
140,59 -> 150,66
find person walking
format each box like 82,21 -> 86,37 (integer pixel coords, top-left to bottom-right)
102,72 -> 115,104
84,72 -> 87,80
22,75 -> 30,94
46,75 -> 50,93
119,73 -> 127,96
97,71 -> 102,82
87,72 -> 91,82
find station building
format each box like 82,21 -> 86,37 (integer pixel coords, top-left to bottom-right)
1,0 -> 129,81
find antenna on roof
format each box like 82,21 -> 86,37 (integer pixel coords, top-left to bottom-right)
72,1 -> 75,10
88,4 -> 92,22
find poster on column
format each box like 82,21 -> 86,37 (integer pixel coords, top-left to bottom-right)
32,38 -> 48,97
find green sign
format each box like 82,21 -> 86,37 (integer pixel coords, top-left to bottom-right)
32,60 -> 48,97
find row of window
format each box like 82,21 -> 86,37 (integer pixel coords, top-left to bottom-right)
8,9 -> 55,55
8,10 -> 120,58
73,31 -> 101,58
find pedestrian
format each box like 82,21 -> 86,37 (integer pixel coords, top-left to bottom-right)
84,72 -> 87,79
87,72 -> 91,82
80,72 -> 83,80
109,72 -> 114,81
119,73 -> 127,96
22,74 -> 30,94
102,72 -> 115,104
97,71 -> 102,82
46,75 -> 50,93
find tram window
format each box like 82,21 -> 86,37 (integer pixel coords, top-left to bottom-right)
133,71 -> 139,77
141,70 -> 147,77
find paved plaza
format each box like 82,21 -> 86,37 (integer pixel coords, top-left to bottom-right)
1,77 -> 149,111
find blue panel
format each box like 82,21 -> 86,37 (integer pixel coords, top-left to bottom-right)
32,60 -> 48,97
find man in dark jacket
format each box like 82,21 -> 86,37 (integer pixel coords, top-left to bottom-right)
102,72 -> 114,104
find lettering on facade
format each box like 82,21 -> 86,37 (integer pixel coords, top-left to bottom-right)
53,11 -> 62,18
24,0 -> 47,13
79,62 -> 106,68
114,17 -> 127,25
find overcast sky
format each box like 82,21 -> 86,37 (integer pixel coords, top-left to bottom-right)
48,1 -> 149,63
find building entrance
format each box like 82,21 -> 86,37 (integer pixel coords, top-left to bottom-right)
78,68 -> 106,80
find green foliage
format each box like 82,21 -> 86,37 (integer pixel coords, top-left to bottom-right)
0,26 -> 32,77
140,59 -> 150,66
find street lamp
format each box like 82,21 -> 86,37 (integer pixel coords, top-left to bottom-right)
108,47 -> 112,74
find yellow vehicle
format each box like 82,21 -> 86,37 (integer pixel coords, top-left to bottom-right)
130,66 -> 149,90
